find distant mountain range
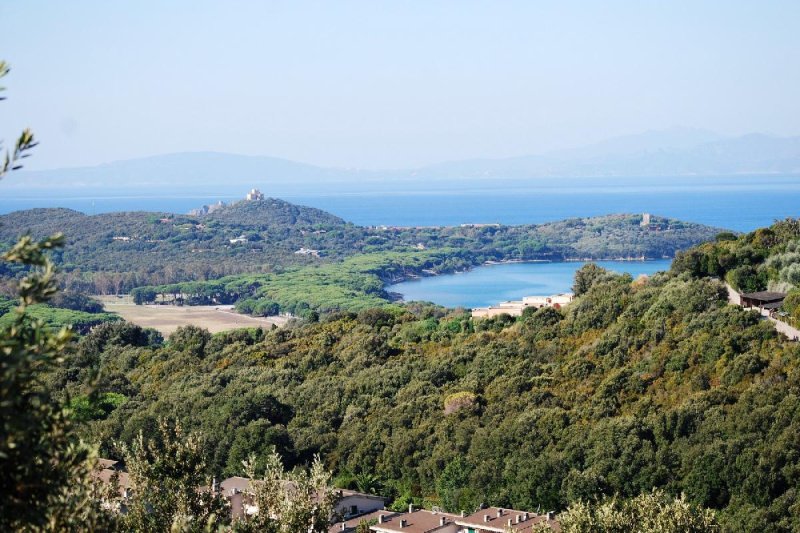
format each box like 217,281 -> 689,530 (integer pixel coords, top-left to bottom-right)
6,128 -> 800,195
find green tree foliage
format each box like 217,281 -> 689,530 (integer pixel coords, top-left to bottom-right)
0,62 -> 112,531
572,263 -> 615,296
674,218 -> 800,291
233,451 -> 336,533
558,490 -> 718,532
115,419 -> 229,532
168,325 -> 212,357
0,61 -> 37,175
0,205 -> 718,298
436,457 -> 478,513
725,265 -> 767,293
60,261 -> 800,529
0,232 -> 113,531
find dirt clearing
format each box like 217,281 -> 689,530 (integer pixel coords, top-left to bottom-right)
98,296 -> 291,336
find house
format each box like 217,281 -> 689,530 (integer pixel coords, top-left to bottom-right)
94,467 -> 132,499
219,476 -> 386,521
521,294 -> 573,309
229,235 -> 248,244
295,247 -> 321,257
97,458 -> 123,471
92,458 -> 133,513
740,291 -> 786,311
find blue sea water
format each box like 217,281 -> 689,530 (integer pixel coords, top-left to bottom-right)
2,175 -> 799,232
386,259 -> 673,309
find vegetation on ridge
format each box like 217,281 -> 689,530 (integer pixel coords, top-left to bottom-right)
0,205 -> 720,297
50,218 -> 800,530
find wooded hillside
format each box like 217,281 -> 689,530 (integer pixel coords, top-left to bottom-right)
0,200 -> 720,298
55,219 -> 800,530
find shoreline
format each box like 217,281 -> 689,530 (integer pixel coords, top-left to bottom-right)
385,257 -> 674,306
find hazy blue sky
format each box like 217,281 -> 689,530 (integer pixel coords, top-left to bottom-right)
2,1 -> 799,170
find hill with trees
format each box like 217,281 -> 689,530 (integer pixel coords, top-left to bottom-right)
0,201 -> 720,312
47,218 -> 800,531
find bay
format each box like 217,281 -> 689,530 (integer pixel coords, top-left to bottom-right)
386,259 -> 673,309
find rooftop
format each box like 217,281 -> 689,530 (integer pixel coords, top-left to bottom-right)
741,291 -> 787,302
371,509 -> 460,533
456,507 -> 559,532
329,510 -> 400,533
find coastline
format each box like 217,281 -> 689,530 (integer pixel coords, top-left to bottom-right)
385,257 -> 675,307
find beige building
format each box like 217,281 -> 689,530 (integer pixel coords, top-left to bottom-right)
471,293 -> 574,318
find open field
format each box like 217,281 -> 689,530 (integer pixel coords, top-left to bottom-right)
98,296 -> 291,336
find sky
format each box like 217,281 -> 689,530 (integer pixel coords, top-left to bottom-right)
1,1 -> 799,170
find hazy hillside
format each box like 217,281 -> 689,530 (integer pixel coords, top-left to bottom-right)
7,130 -> 800,197
417,133 -> 800,179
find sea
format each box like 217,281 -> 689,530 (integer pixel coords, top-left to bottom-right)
3,175 -> 799,232
2,175 -> 798,307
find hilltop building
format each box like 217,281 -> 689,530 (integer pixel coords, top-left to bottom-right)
246,188 -> 265,201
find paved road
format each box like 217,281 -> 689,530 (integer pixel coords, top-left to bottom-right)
764,312 -> 800,341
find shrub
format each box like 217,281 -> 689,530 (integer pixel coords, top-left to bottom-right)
443,391 -> 477,415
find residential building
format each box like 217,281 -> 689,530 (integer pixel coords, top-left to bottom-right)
219,476 -> 385,521
329,506 -> 559,533
521,294 -> 573,309
368,508 -> 460,533
295,247 -> 321,257
455,507 -> 559,532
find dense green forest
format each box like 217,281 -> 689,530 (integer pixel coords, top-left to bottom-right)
0,201 -> 719,296
48,218 -> 800,531
0,293 -> 118,333
131,249 -> 477,316
673,219 -> 800,324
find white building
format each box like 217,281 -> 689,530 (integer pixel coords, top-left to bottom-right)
246,188 -> 265,201
472,293 -> 574,318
